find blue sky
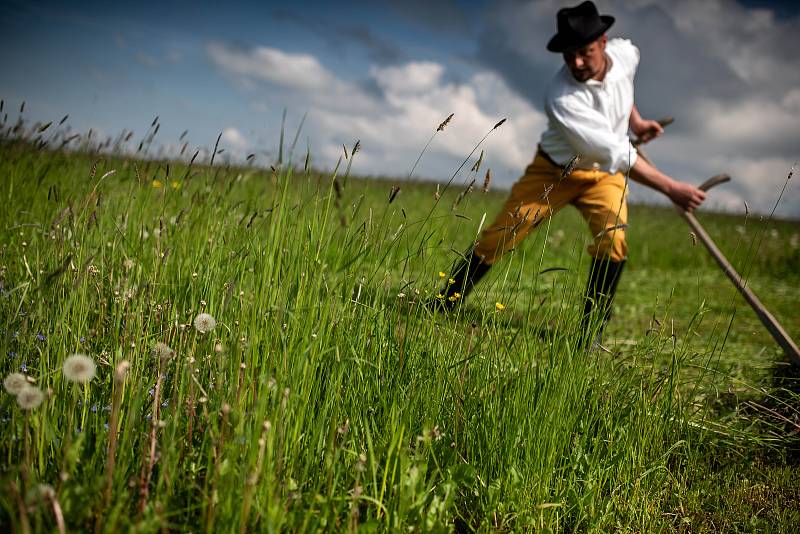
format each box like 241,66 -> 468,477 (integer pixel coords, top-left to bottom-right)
2,0 -> 798,218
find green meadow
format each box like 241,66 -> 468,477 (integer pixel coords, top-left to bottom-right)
1,121 -> 799,532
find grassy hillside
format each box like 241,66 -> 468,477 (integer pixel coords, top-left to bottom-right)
1,137 -> 798,532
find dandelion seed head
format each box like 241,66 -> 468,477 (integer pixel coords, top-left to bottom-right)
17,386 -> 44,410
114,360 -> 131,382
4,373 -> 28,395
151,342 -> 175,361
26,483 -> 55,505
193,312 -> 216,334
63,353 -> 97,383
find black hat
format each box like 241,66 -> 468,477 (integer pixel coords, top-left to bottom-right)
546,1 -> 615,53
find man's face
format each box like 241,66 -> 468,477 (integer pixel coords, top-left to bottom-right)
563,35 -> 607,82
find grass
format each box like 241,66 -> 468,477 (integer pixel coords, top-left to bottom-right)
0,118 -> 799,532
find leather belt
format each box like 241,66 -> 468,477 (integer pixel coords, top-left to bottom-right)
537,145 -> 563,169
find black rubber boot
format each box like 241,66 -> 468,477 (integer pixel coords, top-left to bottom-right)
432,252 -> 491,311
580,258 -> 626,348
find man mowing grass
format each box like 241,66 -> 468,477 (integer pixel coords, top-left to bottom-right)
436,1 -> 707,347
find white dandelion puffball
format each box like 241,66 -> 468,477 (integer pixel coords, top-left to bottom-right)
17,386 -> 44,410
26,483 -> 56,505
63,353 -> 97,383
4,373 -> 29,395
152,342 -> 175,361
193,313 -> 216,334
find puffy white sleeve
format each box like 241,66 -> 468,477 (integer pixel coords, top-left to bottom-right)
546,93 -> 638,174
611,38 -> 640,79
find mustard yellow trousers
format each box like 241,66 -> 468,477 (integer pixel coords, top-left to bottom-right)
473,150 -> 629,264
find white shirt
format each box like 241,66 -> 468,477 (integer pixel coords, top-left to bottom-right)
539,38 -> 640,174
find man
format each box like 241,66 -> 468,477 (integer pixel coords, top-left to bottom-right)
436,1 -> 706,346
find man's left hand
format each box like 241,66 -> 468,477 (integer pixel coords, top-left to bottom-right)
631,119 -> 663,145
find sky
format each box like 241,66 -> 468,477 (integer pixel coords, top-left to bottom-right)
1,0 -> 798,218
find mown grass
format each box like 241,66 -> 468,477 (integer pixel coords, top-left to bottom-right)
0,119 -> 798,532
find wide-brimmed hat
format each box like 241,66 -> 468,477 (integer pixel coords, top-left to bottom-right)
546,1 -> 615,53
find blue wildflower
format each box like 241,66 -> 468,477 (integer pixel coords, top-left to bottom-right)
36,332 -> 46,342
20,363 -> 27,372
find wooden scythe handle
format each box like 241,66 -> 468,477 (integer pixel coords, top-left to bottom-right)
679,184 -> 800,366
698,174 -> 730,192
634,120 -> 799,364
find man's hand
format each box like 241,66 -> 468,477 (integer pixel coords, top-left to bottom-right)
667,181 -> 706,213
630,118 -> 663,145
630,156 -> 707,213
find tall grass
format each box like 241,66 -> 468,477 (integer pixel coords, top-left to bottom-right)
0,114 -> 796,532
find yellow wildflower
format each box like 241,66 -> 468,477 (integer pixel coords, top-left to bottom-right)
170,180 -> 181,190
152,179 -> 163,188
495,302 -> 505,311
438,271 -> 446,278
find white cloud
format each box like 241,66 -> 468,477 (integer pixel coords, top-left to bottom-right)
208,42 -> 341,92
221,127 -> 247,148
658,0 -> 799,88
370,62 -> 445,94
208,42 -> 381,115
208,45 -> 547,185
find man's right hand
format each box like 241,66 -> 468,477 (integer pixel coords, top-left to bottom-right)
667,181 -> 706,213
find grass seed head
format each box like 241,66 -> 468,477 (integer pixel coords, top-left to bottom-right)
193,312 -> 217,334
471,150 -> 484,173
17,386 -> 45,410
63,354 -> 97,383
4,373 -> 28,395
561,154 -> 581,178
437,113 -> 454,132
483,169 -> 491,193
